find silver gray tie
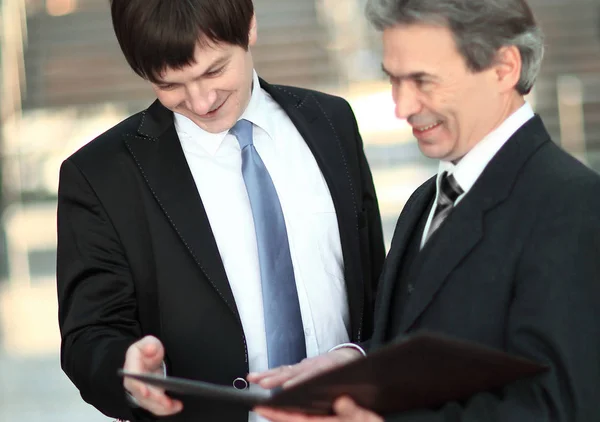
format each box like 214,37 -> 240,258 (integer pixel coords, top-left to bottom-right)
424,172 -> 464,244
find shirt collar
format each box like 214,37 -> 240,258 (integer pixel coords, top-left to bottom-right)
437,101 -> 535,195
174,70 -> 274,156
238,70 -> 275,139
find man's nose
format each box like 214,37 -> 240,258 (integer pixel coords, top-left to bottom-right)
186,84 -> 217,116
393,82 -> 422,120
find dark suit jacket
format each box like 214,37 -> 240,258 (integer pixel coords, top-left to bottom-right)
371,116 -> 600,421
56,79 -> 385,421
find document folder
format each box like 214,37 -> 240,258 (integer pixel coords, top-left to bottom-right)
119,332 -> 548,415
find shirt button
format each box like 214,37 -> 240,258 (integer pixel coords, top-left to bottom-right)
233,378 -> 248,390
304,328 -> 312,336
407,284 -> 415,294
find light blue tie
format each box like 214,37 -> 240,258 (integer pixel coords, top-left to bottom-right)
230,119 -> 306,368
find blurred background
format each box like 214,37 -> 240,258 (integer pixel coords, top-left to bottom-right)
0,0 -> 599,420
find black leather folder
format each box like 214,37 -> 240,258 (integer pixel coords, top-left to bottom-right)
119,332 -> 548,415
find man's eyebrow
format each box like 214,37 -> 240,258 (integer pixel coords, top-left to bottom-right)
154,55 -> 232,85
202,55 -> 230,75
154,77 -> 175,86
381,64 -> 393,77
381,65 -> 434,81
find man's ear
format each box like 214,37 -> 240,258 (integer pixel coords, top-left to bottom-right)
493,45 -> 522,93
248,14 -> 258,47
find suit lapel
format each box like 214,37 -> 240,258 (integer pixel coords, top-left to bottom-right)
261,80 -> 364,339
396,197 -> 484,333
371,178 -> 435,345
123,100 -> 240,319
397,115 -> 551,333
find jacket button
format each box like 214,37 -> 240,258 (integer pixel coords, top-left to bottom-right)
233,377 -> 248,390
407,284 -> 415,294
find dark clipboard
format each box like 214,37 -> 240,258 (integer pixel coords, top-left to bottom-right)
119,332 -> 549,415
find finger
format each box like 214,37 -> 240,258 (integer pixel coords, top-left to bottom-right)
333,397 -> 380,422
258,366 -> 304,389
123,378 -> 149,398
123,379 -> 158,406
126,336 -> 164,373
135,387 -> 183,416
124,379 -> 167,404
259,352 -> 351,389
247,367 -> 284,382
138,397 -> 183,417
248,363 -> 303,383
255,407 -> 325,422
138,336 -> 164,361
281,367 -> 328,388
248,365 -> 298,388
332,397 -> 359,418
280,359 -> 339,389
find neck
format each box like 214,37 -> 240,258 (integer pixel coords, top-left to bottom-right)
488,92 -> 526,134
451,93 -> 525,165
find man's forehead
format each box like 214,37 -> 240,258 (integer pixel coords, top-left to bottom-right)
382,24 -> 462,67
381,50 -> 444,79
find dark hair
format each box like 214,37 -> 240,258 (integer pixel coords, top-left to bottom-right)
366,0 -> 544,95
110,0 -> 254,82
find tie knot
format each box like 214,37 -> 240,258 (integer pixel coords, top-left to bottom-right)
440,172 -> 463,202
230,119 -> 253,149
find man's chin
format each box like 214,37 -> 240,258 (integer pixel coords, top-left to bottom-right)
418,141 -> 443,160
187,115 -> 237,134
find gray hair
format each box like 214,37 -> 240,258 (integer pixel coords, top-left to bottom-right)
365,0 -> 545,95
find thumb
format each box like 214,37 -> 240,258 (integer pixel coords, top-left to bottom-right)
137,336 -> 164,365
333,397 -> 362,420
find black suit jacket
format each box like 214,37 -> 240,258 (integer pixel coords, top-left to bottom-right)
56,79 -> 385,421
372,116 -> 600,421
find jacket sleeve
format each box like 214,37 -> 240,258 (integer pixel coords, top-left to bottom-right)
357,119 -> 386,292
347,99 -> 386,341
57,158 -> 149,420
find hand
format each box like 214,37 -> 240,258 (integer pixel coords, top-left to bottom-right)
123,335 -> 183,416
255,396 -> 383,422
247,348 -> 362,390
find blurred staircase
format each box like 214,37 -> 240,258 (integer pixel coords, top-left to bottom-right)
21,0 -> 337,110
529,0 -> 600,166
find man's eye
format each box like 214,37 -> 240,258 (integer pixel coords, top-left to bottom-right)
206,67 -> 225,77
158,84 -> 176,91
415,79 -> 431,88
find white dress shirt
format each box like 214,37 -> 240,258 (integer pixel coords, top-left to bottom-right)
174,71 -> 350,422
421,102 -> 535,248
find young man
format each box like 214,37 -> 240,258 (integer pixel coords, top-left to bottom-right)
251,0 -> 600,421
55,1 -> 385,421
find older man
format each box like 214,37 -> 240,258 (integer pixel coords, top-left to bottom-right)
250,0 -> 600,421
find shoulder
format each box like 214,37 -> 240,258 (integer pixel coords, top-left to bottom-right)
65,110 -> 145,169
269,84 -> 354,116
511,138 -> 600,234
59,109 -> 147,189
528,140 -> 600,202
404,176 -> 436,211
